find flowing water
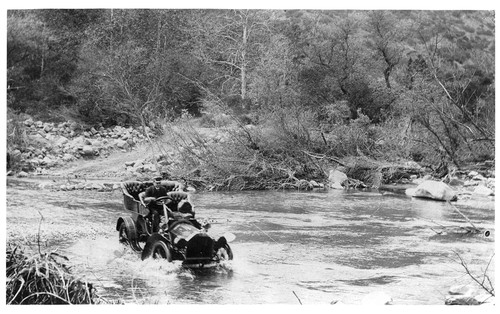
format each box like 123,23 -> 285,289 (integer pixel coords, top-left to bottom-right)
6,179 -> 495,305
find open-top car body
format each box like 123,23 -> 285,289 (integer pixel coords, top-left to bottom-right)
116,180 -> 234,268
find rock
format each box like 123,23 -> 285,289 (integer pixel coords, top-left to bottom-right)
80,145 -> 95,156
361,291 -> 393,305
142,163 -> 157,172
447,177 -> 464,186
124,161 -> 135,167
69,121 -> 81,131
412,180 -> 457,201
423,174 -> 433,180
115,139 -> 129,149
464,180 -> 480,187
473,174 -> 486,181
17,171 -> 29,177
329,169 -> 348,190
42,156 -> 57,167
403,160 -> 422,170
445,295 -> 479,305
405,188 -> 416,197
473,185 -> 494,196
468,171 -> 479,177
62,154 -> 75,162
55,136 -> 69,147
309,180 -> 321,188
24,118 -> 34,126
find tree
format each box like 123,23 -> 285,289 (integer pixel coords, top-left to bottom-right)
365,11 -> 410,89
189,9 -> 271,105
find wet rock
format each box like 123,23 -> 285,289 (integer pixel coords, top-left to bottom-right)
445,295 -> 479,305
17,171 -> 29,177
411,180 -> 457,201
361,291 -> 393,305
124,161 -> 135,167
329,169 -> 347,190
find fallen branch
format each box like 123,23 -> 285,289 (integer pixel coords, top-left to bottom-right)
446,201 -> 478,231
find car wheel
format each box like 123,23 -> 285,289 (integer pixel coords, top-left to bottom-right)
141,233 -> 173,261
118,218 -> 143,253
217,244 -> 233,261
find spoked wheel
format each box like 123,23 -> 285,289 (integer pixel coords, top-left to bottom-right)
118,217 -> 143,253
141,233 -> 173,261
217,244 -> 233,261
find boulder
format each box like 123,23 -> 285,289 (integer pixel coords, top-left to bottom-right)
329,169 -> 348,190
411,180 -> 457,201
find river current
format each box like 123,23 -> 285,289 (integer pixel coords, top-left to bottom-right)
5,179 -> 495,305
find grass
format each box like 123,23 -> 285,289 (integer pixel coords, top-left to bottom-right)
6,243 -> 98,304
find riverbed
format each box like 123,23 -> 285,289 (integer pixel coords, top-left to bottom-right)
5,178 -> 495,305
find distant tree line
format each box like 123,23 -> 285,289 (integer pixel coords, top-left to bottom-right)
7,9 -> 495,166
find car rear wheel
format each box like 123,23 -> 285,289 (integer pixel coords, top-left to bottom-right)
118,218 -> 143,253
141,233 -> 173,261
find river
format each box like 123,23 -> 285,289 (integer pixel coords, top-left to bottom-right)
5,178 -> 495,305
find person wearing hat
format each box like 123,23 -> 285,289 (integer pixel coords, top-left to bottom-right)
139,176 -> 170,232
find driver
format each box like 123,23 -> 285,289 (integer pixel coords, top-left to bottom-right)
139,176 -> 173,232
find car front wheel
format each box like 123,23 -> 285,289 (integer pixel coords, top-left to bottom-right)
141,233 -> 173,261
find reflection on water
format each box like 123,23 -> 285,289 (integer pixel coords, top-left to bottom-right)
6,182 -> 495,304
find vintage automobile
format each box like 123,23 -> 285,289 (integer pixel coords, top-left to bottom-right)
116,180 -> 234,268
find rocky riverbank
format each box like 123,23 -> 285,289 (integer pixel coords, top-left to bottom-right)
8,117 -> 157,174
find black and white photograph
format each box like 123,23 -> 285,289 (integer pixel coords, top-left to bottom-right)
3,1 -> 496,308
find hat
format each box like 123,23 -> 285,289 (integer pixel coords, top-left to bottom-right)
153,176 -> 162,182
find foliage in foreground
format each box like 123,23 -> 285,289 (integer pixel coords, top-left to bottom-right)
6,244 -> 97,304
